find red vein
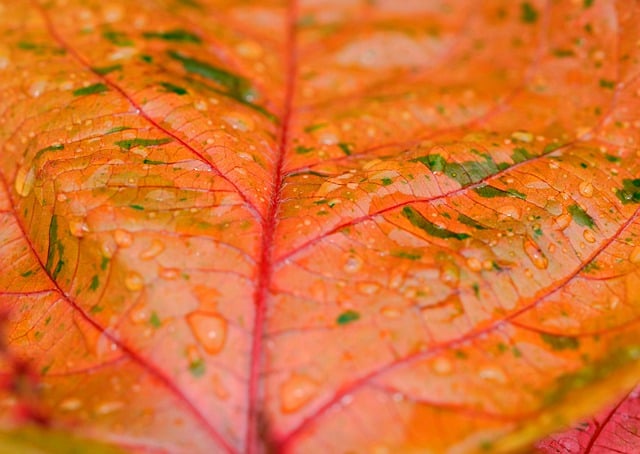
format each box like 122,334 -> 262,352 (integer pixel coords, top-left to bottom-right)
276,206 -> 640,448
245,1 -> 298,452
584,388 -> 634,453
0,175 -> 236,453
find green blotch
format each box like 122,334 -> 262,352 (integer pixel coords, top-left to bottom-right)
606,154 -> 621,163
45,216 -> 65,280
304,123 -> 327,133
140,54 -> 154,63
338,143 -> 353,156
73,83 -> 109,96
40,364 -> 51,375
474,184 -> 526,200
616,179 -> 640,204
391,251 -> 422,260
115,138 -> 173,151
89,275 -> 100,291
149,312 -> 162,328
143,29 -> 201,43
17,41 -> 38,50
336,310 -> 360,325
295,145 -> 314,154
160,82 -> 188,95
457,214 -> 486,230
583,260 -> 600,273
541,333 -> 579,351
103,31 -> 133,47
472,282 -> 480,298
511,147 -> 531,163
584,0 -> 594,7
89,305 -> 103,314
129,204 -> 145,211
381,178 -> 393,186
521,2 -> 538,23
403,207 -> 470,240
579,162 -> 588,169
412,153 -> 500,186
189,359 -> 206,377
93,64 -> 122,75
533,226 -> 543,237
106,126 -> 131,135
21,270 -> 34,278
168,50 -> 255,103
143,158 -> 166,165
568,204 -> 595,228
552,49 -> 575,58
34,143 -> 64,160
100,256 -> 110,270
599,79 -> 616,89
543,143 -> 563,153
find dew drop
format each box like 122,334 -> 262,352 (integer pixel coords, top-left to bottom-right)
211,373 -> 230,400
186,312 -> 227,355
583,229 -> 596,243
499,204 -> 521,220
431,357 -> 452,375
68,219 -> 89,238
159,267 -> 179,280
129,303 -> 150,324
553,212 -> 572,230
629,245 -> 640,263
343,255 -> 363,273
140,239 -> 165,260
479,367 -> 507,383
280,374 -> 319,413
124,271 -> 144,291
14,166 -> 35,197
114,229 -> 133,247
59,398 -> 82,411
579,181 -> 594,198
95,401 -> 123,415
466,257 -> 482,272
357,282 -> 379,295
523,237 -> 548,270
28,79 -> 47,97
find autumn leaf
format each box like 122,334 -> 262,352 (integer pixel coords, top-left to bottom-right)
1,0 -> 640,452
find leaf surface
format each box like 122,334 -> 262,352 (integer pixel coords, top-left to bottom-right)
1,0 -> 640,452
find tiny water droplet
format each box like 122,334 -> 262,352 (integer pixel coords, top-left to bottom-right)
280,374 -> 318,413
343,255 -> 363,273
186,312 -> 227,355
14,166 -> 35,197
114,229 -> 133,247
159,267 -> 179,280
68,219 -> 89,238
129,303 -> 149,324
583,229 -> 596,243
124,271 -> 144,291
95,401 -> 123,415
499,204 -> 521,220
579,181 -> 594,198
479,367 -> 507,383
140,239 -> 165,260
431,357 -> 452,375
357,282 -> 379,295
523,237 -> 548,270
28,79 -> 47,97
59,398 -> 82,411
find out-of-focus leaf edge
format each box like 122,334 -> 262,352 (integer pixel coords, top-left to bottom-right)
0,425 -> 125,454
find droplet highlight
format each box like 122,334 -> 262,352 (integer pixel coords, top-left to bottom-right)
523,237 -> 548,270
186,312 -> 227,355
280,374 -> 319,413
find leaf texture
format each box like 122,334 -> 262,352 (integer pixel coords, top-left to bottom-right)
1,0 -> 640,452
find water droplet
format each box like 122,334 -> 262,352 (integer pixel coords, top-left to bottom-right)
140,239 -> 165,260
14,166 -> 35,197
609,294 -> 620,309
28,79 -> 47,97
629,245 -> 640,263
523,237 -> 548,270
186,312 -> 227,355
431,357 -> 452,375
114,229 -> 133,247
511,131 -> 533,143
479,367 -> 507,383
211,373 -> 230,400
440,262 -> 460,286
95,401 -> 123,415
223,113 -> 255,132
499,204 -> 521,220
357,282 -> 379,295
129,303 -> 150,324
583,229 -> 596,243
124,271 -> 144,291
579,181 -> 594,198
59,398 -> 82,411
466,257 -> 482,272
280,374 -> 319,413
159,267 -> 179,280
68,219 -> 89,238
343,255 -> 363,273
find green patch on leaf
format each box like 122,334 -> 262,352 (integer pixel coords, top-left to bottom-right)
20,270 -> 34,278
93,64 -> 123,75
73,83 -> 109,96
552,48 -> 575,58
45,216 -> 65,280
140,54 -> 154,63
568,204 -> 595,228
599,79 -> 616,89
412,154 -> 501,186
295,145 -> 314,154
605,154 -> 621,163
403,207 -> 470,240
100,256 -> 110,271
160,82 -> 188,95
474,184 -> 526,200
115,138 -> 173,151
511,147 -> 531,163
143,29 -> 201,43
336,310 -> 360,325
541,333 -> 579,351
520,2 -> 538,23
381,178 -> 393,186
129,204 -> 145,211
189,359 -> 206,377
338,142 -> 353,156
106,126 -> 132,135
103,31 -> 133,47
143,158 -> 167,165
89,305 -> 103,314
89,275 -> 100,291
304,123 -> 327,133
150,312 -> 162,328
615,179 -> 640,204
391,251 -> 422,260
457,214 -> 486,230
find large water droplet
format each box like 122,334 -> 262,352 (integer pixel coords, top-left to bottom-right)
140,239 -> 165,260
343,255 -> 363,273
114,229 -> 133,247
124,272 -> 144,291
14,166 -> 35,197
280,374 -> 318,413
553,212 -> 572,230
186,312 -> 227,355
579,181 -> 594,198
583,229 -> 596,243
523,237 -> 548,270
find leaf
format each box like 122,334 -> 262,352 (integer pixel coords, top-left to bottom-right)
1,0 -> 640,452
